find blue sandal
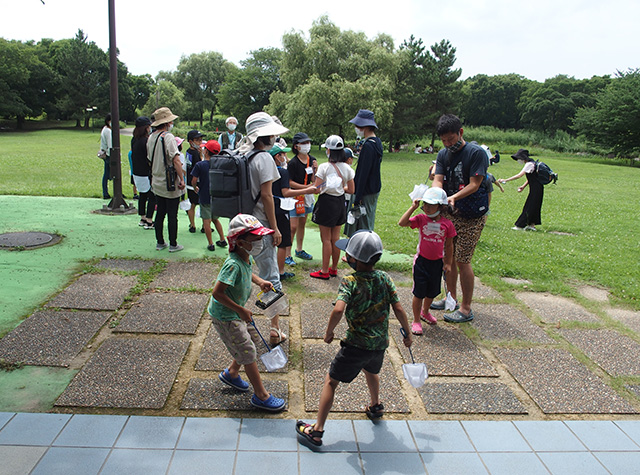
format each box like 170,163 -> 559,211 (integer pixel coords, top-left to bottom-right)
218,370 -> 249,392
250,394 -> 285,412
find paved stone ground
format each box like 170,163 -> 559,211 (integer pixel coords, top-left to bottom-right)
2,257 -> 640,420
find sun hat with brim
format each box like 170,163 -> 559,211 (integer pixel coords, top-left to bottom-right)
203,140 -> 221,154
227,214 -> 274,251
245,112 -> 289,144
135,116 -> 151,128
349,109 -> 377,129
175,137 -> 185,147
422,187 -> 448,205
269,143 -> 291,156
321,135 -> 344,150
151,107 -> 179,127
335,230 -> 383,264
292,132 -> 311,146
511,148 -> 531,161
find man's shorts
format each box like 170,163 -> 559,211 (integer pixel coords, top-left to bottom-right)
443,210 -> 487,264
289,206 -> 313,218
199,203 -> 220,222
210,317 -> 260,366
329,342 -> 385,383
276,212 -> 292,249
412,255 -> 444,299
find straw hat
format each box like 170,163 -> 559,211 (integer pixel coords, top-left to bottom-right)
151,107 -> 178,127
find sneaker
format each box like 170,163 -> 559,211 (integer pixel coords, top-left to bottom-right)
207,244 -> 216,252
280,272 -> 295,280
169,244 -> 184,253
511,226 -> 525,231
430,299 -> 459,311
216,240 -> 228,247
285,256 -> 296,266
295,249 -> 313,260
218,370 -> 249,392
189,226 -> 196,233
144,222 -> 154,230
420,310 -> 437,325
138,219 -> 146,227
443,309 -> 474,323
310,270 -> 330,280
133,194 -> 139,200
525,225 -> 537,231
250,393 -> 285,412
328,268 -> 338,277
156,243 -> 169,251
411,322 -> 423,335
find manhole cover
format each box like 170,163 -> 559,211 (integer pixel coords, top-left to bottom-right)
0,232 -> 62,250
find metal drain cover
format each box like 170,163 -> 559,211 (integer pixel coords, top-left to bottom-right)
0,232 -> 61,249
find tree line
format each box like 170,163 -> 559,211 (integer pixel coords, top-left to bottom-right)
1,17 -> 638,156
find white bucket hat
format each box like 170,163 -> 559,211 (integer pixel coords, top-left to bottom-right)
422,187 -> 448,205
245,112 -> 289,144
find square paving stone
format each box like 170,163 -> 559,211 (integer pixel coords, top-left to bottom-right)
0,310 -> 110,367
196,317 -> 290,373
495,347 -> 637,414
606,307 -> 640,335
114,291 -> 209,334
470,303 -> 553,343
390,322 -> 498,377
46,273 -> 137,311
298,271 -> 345,295
55,338 -> 188,409
151,261 -> 218,290
515,292 -> 600,323
302,342 -> 409,413
417,382 -> 527,414
300,299 -> 347,339
181,378 -> 288,411
626,385 -> 640,399
95,259 -> 155,272
560,328 -> 640,376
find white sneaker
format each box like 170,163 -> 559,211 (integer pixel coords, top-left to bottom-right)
524,225 -> 537,231
169,244 -> 184,252
511,226 -> 525,231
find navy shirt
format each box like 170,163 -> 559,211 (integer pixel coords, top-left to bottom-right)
272,166 -> 291,216
435,142 -> 487,196
190,159 -> 211,205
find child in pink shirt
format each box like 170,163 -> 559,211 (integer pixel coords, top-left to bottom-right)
398,187 -> 456,334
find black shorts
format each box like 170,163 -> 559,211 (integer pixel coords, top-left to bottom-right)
329,342 -> 385,383
276,212 -> 292,249
412,254 -> 444,299
312,194 -> 347,227
187,188 -> 199,205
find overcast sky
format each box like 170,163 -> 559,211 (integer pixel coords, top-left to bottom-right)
2,0 -> 637,82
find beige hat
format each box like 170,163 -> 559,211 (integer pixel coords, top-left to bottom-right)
245,112 -> 289,144
151,107 -> 179,127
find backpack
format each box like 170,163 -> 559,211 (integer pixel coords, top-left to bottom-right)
534,160 -> 558,185
209,149 -> 261,219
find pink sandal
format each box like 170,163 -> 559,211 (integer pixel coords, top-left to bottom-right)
411,322 -> 423,335
420,310 -> 437,325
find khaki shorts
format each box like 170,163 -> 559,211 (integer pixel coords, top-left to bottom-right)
210,316 -> 260,366
199,203 -> 220,222
443,210 -> 487,264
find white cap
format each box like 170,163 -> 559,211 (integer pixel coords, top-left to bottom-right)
335,230 -> 383,264
422,187 -> 448,205
321,135 -> 344,150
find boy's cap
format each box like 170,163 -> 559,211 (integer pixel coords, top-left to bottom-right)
269,143 -> 291,156
203,140 -> 221,154
321,135 -> 344,150
335,230 -> 383,264
227,214 -> 274,251
422,187 -> 448,205
187,130 -> 206,141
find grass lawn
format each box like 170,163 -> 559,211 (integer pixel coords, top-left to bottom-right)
1,128 -> 638,309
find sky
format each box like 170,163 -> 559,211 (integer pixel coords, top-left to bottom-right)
1,0 -> 637,82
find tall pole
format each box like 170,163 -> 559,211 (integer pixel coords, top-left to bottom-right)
107,0 -> 129,210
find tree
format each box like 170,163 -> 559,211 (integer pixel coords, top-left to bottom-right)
573,69 -> 640,156
141,79 -> 186,118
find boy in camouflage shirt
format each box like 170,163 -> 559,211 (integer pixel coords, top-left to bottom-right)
296,230 -> 412,446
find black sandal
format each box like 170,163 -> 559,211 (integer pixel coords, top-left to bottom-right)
296,420 -> 324,446
365,403 -> 385,419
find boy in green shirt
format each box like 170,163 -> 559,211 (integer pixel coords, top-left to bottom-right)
296,230 -> 412,445
209,214 -> 286,412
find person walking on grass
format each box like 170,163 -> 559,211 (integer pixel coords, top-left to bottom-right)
210,214 -> 286,412
499,149 -> 543,231
190,140 -> 228,252
430,114 -> 488,323
296,230 -> 412,446
398,187 -> 456,335
309,135 -> 355,280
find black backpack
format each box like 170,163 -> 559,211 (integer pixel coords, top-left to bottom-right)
534,160 -> 558,185
209,149 -> 261,219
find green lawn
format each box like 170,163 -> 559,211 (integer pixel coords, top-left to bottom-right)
1,128 -> 638,309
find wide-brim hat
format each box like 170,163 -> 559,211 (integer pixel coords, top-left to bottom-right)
511,148 -> 531,161
227,214 -> 274,251
422,187 -> 448,205
335,230 -> 383,264
349,109 -> 377,129
151,107 -> 179,127
175,137 -> 184,147
245,112 -> 289,144
321,135 -> 344,150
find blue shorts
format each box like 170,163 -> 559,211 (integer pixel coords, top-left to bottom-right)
289,206 -> 313,218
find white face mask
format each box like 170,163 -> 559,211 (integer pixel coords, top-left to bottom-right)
168,123 -> 174,132
426,210 -> 441,218
355,127 -> 364,138
298,143 -> 311,154
227,123 -> 237,132
247,239 -> 263,256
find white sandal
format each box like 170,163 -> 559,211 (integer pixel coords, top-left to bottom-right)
269,327 -> 287,346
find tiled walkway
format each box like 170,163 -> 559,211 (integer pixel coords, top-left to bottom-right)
1,412 -> 640,474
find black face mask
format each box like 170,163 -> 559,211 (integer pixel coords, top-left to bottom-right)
347,256 -> 358,271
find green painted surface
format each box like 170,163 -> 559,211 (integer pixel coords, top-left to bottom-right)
0,366 -> 77,412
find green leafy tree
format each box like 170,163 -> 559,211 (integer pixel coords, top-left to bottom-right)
141,79 -> 186,118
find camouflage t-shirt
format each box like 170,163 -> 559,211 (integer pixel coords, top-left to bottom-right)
337,270 -> 399,351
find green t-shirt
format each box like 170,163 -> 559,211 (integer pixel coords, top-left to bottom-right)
208,253 -> 252,321
337,270 -> 399,351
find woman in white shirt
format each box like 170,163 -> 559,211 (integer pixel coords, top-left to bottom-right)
100,114 -> 112,199
499,148 -> 544,231
309,135 -> 355,279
